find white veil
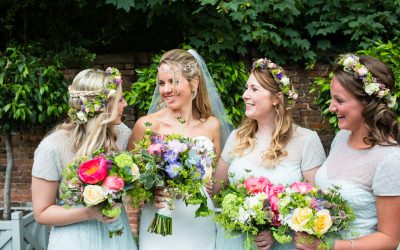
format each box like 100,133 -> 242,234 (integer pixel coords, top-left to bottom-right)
147,49 -> 233,147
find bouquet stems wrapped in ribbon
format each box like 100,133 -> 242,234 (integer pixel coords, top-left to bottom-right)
133,124 -> 216,236
273,182 -> 355,248
214,176 -> 285,250
60,150 -> 148,238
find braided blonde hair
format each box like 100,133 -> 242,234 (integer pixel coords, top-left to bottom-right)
57,69 -> 122,157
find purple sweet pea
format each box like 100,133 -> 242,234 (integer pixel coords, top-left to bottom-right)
276,72 -> 283,80
164,150 -> 179,164
165,162 -> 182,178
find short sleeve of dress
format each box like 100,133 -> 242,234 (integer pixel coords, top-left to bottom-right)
300,131 -> 326,171
116,123 -> 132,151
221,130 -> 237,164
31,136 -> 63,181
372,150 -> 400,196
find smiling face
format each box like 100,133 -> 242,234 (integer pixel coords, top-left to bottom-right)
242,73 -> 277,121
329,76 -> 365,132
157,63 -> 197,111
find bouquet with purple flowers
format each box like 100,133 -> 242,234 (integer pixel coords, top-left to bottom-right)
133,123 -> 216,236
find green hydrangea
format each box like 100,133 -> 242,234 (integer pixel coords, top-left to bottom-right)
102,206 -> 121,218
114,153 -> 133,169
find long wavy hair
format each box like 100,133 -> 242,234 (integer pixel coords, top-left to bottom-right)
334,55 -> 399,145
56,69 -> 122,157
234,62 -> 293,167
156,49 -> 212,120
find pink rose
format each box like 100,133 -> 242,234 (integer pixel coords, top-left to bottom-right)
102,176 -> 124,191
357,67 -> 368,77
148,143 -> 164,155
267,184 -> 285,198
244,176 -> 271,194
269,195 -> 279,211
78,157 -> 108,184
290,181 -> 313,194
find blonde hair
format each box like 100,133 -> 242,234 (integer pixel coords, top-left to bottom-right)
234,64 -> 293,167
57,69 -> 122,157
157,49 -> 212,120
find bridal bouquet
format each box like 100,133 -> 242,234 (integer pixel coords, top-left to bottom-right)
59,150 -> 147,237
273,182 -> 355,248
214,176 -> 285,250
133,124 -> 216,236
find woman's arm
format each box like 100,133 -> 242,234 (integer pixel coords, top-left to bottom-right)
127,116 -> 149,151
32,177 -> 109,226
302,167 -> 320,187
212,157 -> 230,195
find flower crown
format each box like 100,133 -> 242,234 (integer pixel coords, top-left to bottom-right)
337,54 -> 396,108
252,58 -> 298,107
68,67 -> 123,124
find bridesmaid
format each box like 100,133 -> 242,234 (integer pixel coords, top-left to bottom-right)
32,68 -> 137,250
213,58 -> 326,250
294,54 -> 400,249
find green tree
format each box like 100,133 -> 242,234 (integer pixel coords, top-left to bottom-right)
106,0 -> 400,64
0,45 -> 68,219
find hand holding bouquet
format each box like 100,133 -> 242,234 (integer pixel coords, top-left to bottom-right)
214,176 -> 284,250
60,150 -> 146,237
274,182 -> 355,248
133,125 -> 216,236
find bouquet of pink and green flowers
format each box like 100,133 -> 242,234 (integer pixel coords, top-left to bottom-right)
273,182 -> 355,249
60,150 -> 149,237
133,124 -> 216,236
214,176 -> 285,250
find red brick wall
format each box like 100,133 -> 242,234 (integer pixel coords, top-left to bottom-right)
0,52 -> 335,235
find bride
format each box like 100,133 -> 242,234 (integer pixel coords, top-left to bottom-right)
128,49 -> 232,250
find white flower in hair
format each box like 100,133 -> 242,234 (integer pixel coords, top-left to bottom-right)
107,89 -> 117,98
343,56 -> 357,68
388,96 -> 397,109
364,83 -> 380,95
281,76 -> 290,86
76,111 -> 88,123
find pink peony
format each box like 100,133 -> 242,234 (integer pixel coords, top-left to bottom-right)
148,143 -> 164,155
78,157 -> 108,184
102,176 -> 124,191
290,181 -> 313,194
244,176 -> 271,194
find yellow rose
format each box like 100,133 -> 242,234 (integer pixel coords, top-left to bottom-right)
83,185 -> 106,206
290,207 -> 313,233
313,209 -> 333,235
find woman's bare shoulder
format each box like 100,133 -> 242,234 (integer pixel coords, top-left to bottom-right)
205,115 -> 221,129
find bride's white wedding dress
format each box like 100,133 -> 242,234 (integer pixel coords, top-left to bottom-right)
139,136 -> 216,250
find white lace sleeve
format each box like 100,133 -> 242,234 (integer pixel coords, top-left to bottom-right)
300,131 -> 326,171
372,150 -> 400,196
221,130 -> 237,164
